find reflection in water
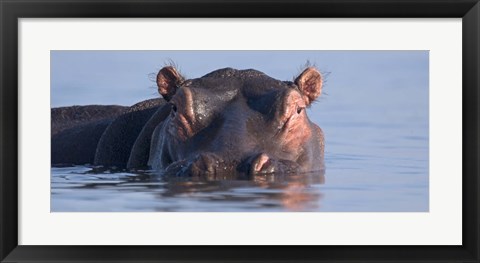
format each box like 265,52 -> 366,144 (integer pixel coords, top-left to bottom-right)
51,166 -> 326,212
158,171 -> 325,211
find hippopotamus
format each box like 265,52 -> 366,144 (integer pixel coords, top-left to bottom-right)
51,66 -> 325,177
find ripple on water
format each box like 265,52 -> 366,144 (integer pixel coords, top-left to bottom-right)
51,153 -> 428,212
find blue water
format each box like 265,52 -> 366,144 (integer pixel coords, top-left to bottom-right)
51,93 -> 428,212
51,51 -> 429,212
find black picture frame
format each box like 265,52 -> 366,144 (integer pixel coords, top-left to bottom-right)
1,0 -> 479,262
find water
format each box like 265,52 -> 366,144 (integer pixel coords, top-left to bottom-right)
51,154 -> 427,212
51,105 -> 428,212
51,51 -> 429,212
51,167 -> 327,212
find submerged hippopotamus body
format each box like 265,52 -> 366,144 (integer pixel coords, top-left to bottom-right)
51,66 -> 325,177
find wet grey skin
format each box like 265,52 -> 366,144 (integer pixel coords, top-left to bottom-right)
147,66 -> 325,177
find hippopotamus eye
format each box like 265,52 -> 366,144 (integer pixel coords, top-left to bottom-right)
297,106 -> 305,114
169,103 -> 177,114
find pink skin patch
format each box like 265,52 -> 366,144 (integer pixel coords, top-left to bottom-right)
169,88 -> 196,141
276,91 -> 312,155
251,153 -> 274,174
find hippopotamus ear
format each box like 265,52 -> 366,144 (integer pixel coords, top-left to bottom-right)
157,66 -> 185,101
294,67 -> 323,105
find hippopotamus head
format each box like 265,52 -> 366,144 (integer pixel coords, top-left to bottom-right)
148,66 -> 325,177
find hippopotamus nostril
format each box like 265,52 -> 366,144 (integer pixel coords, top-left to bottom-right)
186,152 -> 231,177
250,153 -> 275,175
192,153 -> 217,173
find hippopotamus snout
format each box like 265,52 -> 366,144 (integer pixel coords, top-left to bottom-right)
164,152 -> 301,177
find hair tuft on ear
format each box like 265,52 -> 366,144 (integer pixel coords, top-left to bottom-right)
157,66 -> 184,101
294,67 -> 323,106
